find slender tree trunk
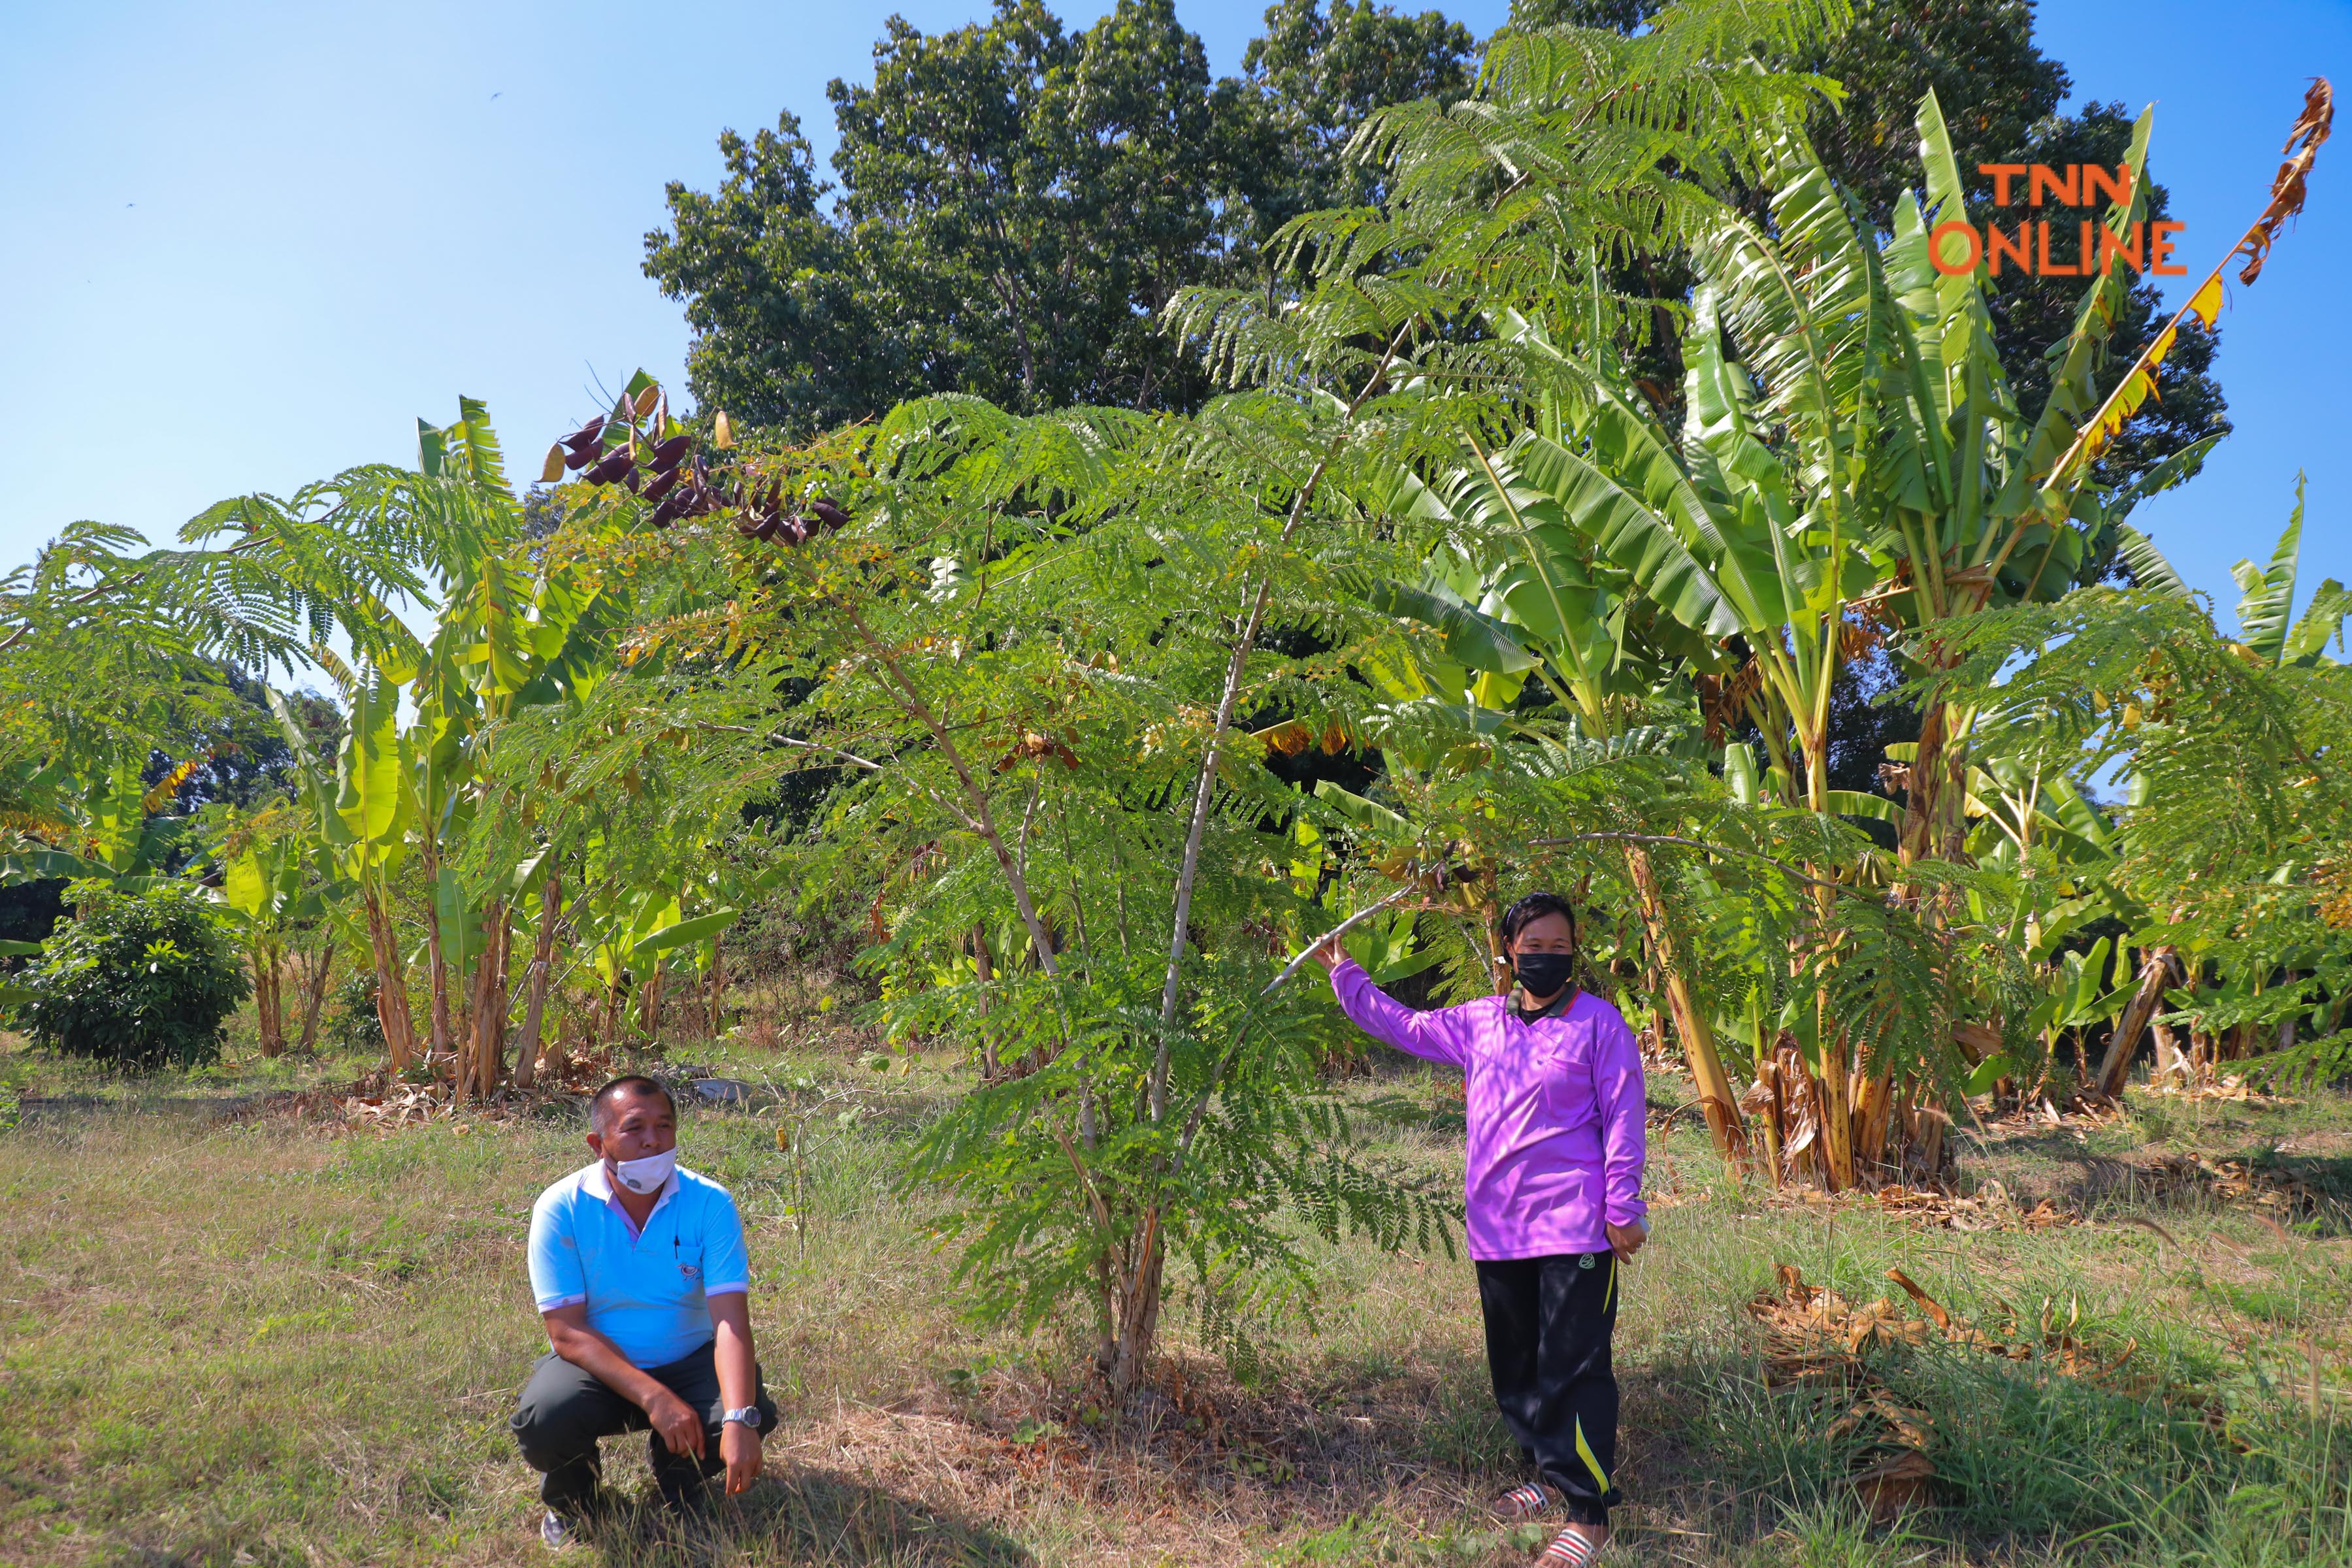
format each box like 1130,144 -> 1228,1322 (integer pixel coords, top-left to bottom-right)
1103,1223 -> 1168,1394
1102,330 -> 1414,1395
296,939 -> 332,1053
2095,945 -> 2178,1100
705,938 -> 725,1036
512,869 -> 561,1090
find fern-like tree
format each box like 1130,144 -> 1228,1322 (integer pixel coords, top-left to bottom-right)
651,0 -> 1870,1391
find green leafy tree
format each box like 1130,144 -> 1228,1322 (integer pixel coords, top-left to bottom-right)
643,0 -> 1477,433
661,0 -> 1859,1396
10,879 -> 250,1070
1228,0 -> 1477,235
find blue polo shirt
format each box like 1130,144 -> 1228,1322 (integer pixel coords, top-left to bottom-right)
526,1161 -> 752,1369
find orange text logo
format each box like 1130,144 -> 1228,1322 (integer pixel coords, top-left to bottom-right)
1929,164 -> 2187,278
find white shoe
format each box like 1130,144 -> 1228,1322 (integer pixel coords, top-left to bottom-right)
540,1511 -> 576,1550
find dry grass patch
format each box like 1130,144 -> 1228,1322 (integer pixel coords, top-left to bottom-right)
3,1041 -> 2350,1566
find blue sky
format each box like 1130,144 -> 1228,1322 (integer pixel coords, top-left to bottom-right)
3,0 -> 2346,633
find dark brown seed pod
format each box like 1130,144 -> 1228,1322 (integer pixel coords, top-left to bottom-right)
776,515 -> 807,546
647,434 -> 692,472
732,515 -> 765,539
623,467 -> 642,494
560,416 -> 606,454
642,467 -> 681,503
563,444 -> 597,471
584,449 -> 635,485
649,489 -> 691,528
809,498 -> 850,531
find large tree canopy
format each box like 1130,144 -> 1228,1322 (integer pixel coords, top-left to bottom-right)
643,0 -> 1477,434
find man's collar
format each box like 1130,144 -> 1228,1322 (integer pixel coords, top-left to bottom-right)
579,1160 -> 681,1205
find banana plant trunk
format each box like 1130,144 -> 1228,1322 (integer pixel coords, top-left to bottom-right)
363,885 -> 419,1072
511,869 -> 561,1091
1621,844 -> 1748,1165
253,941 -> 285,1057
295,939 -> 333,1053
1852,697 -> 1970,1181
421,840 -> 453,1064
2095,945 -> 2178,1100
1796,720 -> 1861,1191
463,900 -> 510,1097
640,966 -> 665,1038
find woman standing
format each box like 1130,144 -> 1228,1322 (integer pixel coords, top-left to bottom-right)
1314,891 -> 1648,1568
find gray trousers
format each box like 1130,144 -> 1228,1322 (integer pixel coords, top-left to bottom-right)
510,1339 -> 777,1513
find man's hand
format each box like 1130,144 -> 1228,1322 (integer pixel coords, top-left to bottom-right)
1309,933 -> 1345,973
646,1386 -> 706,1461
1605,1220 -> 1647,1262
721,1420 -> 764,1494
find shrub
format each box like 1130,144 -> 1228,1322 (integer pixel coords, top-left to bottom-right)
8,879 -> 250,1070
325,965 -> 385,1055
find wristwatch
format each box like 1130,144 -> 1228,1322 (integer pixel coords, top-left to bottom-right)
722,1406 -> 763,1431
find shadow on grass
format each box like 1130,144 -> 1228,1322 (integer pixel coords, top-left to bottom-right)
591,1468 -> 1034,1567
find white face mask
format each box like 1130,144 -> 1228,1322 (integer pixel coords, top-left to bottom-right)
609,1147 -> 677,1195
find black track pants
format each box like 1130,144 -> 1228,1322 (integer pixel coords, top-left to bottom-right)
509,1340 -> 777,1516
1475,1250 -> 1623,1527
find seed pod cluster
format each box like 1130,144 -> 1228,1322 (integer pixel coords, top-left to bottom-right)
542,389 -> 844,541
732,483 -> 851,547
549,411 -> 726,531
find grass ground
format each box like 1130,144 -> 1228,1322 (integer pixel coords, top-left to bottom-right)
1,1025 -> 2348,1568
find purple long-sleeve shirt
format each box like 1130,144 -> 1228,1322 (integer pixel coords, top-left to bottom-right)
1330,958 -> 1648,1260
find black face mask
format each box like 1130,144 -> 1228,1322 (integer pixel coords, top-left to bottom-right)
1512,951 -> 1577,1000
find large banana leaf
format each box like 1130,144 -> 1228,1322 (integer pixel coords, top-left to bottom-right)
2001,103 -> 2155,507
2283,581 -> 2351,667
631,907 -> 740,959
1350,574 -> 1537,676
333,672 -> 410,854
2114,525 -> 2191,599
1312,781 -> 1409,831
2232,476 -> 2305,662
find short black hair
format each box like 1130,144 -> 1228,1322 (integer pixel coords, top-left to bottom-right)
1500,891 -> 1579,949
590,1075 -> 676,1132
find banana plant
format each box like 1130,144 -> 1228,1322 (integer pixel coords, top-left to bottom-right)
0,748 -> 217,892
396,397 -> 640,1094
269,674 -> 420,1070
1961,936 -> 2132,1095
1339,434 -> 1757,1160
2120,476 -> 2349,670
214,804 -> 345,1056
